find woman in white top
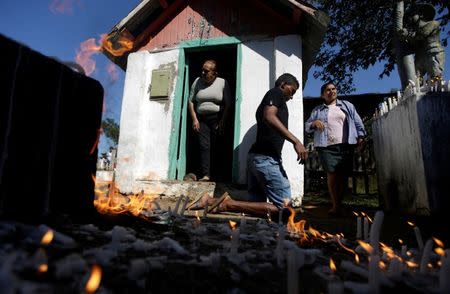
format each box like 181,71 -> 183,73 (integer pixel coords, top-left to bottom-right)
305,82 -> 366,216
188,60 -> 231,181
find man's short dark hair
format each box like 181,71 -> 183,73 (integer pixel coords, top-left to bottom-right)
320,81 -> 336,95
275,73 -> 299,88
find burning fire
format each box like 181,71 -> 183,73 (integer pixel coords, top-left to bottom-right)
229,220 -> 237,230
94,178 -> 159,220
41,230 -> 54,246
75,34 -> 133,77
85,264 -> 102,294
286,207 -> 337,245
329,258 -> 337,272
37,264 -> 48,274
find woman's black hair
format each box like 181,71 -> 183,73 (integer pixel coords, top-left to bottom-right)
320,81 -> 336,95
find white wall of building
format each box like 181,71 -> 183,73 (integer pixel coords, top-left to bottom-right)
238,35 -> 304,199
116,49 -> 180,192
274,35 -> 304,200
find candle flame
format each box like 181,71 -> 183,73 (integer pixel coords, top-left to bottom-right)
405,261 -> 419,268
41,230 -> 54,245
432,237 -> 444,248
357,240 -> 374,255
355,254 -> 360,264
406,251 -> 412,257
407,221 -> 415,227
229,220 -> 237,230
329,258 -> 337,272
435,247 -> 445,256
379,261 -> 386,270
398,239 -> 404,245
85,264 -> 102,294
37,263 -> 48,274
352,211 -> 359,217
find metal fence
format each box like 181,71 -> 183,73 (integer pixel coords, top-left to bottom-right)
304,138 -> 378,195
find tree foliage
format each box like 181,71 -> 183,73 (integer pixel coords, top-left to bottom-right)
101,118 -> 120,147
312,0 -> 449,94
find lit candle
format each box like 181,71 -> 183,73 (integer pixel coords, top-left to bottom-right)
241,213 -> 246,231
419,239 -> 433,273
370,211 -> 384,255
231,228 -> 239,255
401,245 -> 407,258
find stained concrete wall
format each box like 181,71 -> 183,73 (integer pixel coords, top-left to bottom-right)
372,92 -> 450,215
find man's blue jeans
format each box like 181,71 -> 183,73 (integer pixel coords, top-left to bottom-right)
247,153 -> 291,208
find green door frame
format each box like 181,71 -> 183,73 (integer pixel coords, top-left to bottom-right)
167,37 -> 243,181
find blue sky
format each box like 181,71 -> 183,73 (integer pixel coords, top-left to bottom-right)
0,1 -> 448,154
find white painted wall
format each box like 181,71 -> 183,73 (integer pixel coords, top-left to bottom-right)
274,35 -> 304,200
238,35 -> 304,200
116,49 -> 180,193
238,40 -> 274,183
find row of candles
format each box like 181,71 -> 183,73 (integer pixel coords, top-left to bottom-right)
17,227 -> 103,293
374,77 -> 449,118
95,184 -> 450,293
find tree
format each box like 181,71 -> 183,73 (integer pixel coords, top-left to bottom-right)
101,118 -> 120,147
312,0 -> 449,94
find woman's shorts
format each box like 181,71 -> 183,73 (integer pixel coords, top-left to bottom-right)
316,143 -> 354,173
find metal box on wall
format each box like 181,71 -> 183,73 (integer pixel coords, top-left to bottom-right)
149,69 -> 171,100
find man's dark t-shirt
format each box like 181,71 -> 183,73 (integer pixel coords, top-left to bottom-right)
249,87 -> 288,158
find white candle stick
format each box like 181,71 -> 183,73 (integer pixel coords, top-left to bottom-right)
328,281 -> 344,294
369,211 -> 384,254
179,196 -> 189,216
230,228 -> 239,255
356,217 -> 362,239
202,203 -> 209,219
363,217 -> 370,241
369,255 -> 380,294
440,253 -> 450,293
276,226 -> 285,267
340,261 -> 392,287
388,258 -> 403,281
413,226 -> 424,251
241,213 -> 246,231
173,196 -> 183,216
401,245 -> 407,258
287,249 -> 299,294
419,239 -> 433,273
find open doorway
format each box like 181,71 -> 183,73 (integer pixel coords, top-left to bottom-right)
184,45 -> 237,183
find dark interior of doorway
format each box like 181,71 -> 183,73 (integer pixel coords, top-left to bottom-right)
185,45 -> 237,183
